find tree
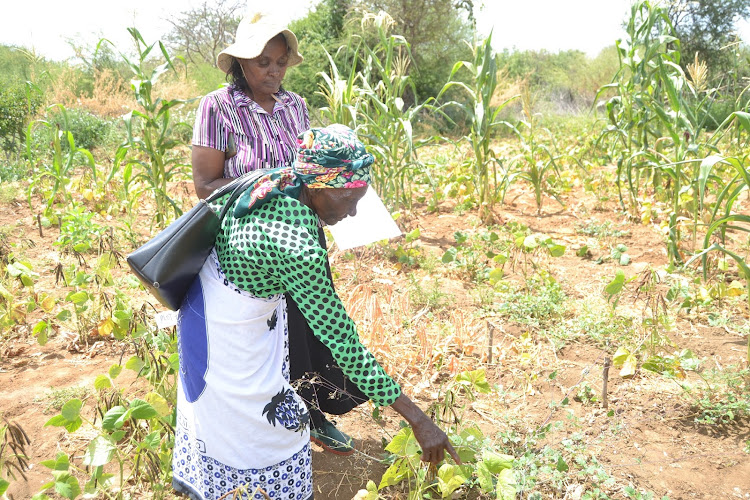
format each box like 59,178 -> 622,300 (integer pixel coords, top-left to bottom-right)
164,0 -> 242,67
350,0 -> 475,100
665,0 -> 750,79
286,0 -> 354,110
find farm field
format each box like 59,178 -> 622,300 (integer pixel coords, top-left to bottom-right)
2,1 -> 750,498
0,157 -> 748,499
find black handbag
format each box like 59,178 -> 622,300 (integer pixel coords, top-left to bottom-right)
126,169 -> 268,311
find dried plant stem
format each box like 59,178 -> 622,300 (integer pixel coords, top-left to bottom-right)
602,357 -> 611,409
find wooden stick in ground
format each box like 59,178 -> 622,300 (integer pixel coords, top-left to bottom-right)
37,214 -> 43,238
602,356 -> 611,409
487,321 -> 494,364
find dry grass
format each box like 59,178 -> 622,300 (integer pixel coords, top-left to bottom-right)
490,67 -> 523,109
342,276 -> 490,390
46,68 -> 200,119
47,68 -> 134,118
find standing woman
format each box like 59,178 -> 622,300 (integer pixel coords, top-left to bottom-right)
191,12 -> 363,455
173,125 -> 459,500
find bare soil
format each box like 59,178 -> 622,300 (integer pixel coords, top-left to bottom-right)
1,174 -> 749,500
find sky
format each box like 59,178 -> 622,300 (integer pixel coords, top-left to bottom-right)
2,0 -> 750,62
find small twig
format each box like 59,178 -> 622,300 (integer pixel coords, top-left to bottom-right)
602,356 -> 611,409
37,213 -> 43,237
487,321 -> 494,364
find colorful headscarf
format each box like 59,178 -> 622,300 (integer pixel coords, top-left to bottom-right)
233,124 -> 374,218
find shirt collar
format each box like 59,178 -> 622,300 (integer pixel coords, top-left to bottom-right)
229,84 -> 292,113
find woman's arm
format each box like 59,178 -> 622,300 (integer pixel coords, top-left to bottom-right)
192,145 -> 234,199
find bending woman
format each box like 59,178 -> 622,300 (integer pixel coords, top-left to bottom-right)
173,125 -> 459,500
191,12 -> 363,454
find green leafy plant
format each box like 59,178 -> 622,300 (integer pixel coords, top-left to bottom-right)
508,85 -> 582,214
676,365 -> 750,425
109,28 -> 192,228
437,31 -> 519,220
26,104 -> 97,211
39,322 -> 177,499
54,204 -> 108,254
0,81 -> 42,160
441,229 -> 508,284
376,370 -> 516,499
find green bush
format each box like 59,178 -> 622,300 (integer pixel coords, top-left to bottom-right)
0,82 -> 43,156
51,108 -> 111,151
701,97 -> 738,131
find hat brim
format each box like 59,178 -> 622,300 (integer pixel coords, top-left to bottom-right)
217,29 -> 303,74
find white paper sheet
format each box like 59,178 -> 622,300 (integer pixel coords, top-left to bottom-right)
327,187 -> 402,250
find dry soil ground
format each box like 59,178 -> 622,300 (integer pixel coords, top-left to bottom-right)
1,175 -> 749,499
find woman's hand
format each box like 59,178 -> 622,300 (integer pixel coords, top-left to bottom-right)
410,416 -> 461,464
389,393 -> 461,465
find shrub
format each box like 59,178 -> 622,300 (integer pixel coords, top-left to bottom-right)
0,82 -> 43,157
50,108 -> 111,151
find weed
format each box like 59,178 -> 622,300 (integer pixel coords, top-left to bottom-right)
496,274 -> 566,326
574,382 -> 599,405
677,365 -> 750,425
577,219 -> 630,239
407,275 -> 452,312
38,386 -> 90,414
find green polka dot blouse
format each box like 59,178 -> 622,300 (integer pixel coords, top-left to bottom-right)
212,194 -> 402,408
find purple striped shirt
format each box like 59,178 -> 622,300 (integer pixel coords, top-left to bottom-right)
192,84 -> 310,178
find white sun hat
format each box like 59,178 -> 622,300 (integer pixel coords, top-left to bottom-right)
217,12 -> 303,74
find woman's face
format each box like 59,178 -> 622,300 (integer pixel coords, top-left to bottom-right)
238,35 -> 289,99
308,186 -> 368,226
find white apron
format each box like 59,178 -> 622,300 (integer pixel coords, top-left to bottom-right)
172,252 -> 312,500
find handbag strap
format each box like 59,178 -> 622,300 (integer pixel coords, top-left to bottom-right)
207,168 -> 271,222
